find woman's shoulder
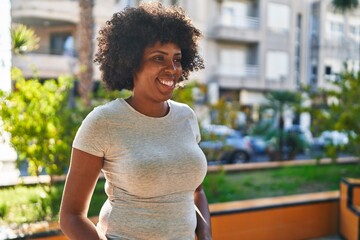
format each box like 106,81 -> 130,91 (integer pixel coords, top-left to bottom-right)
169,100 -> 193,111
169,100 -> 196,118
86,99 -> 123,120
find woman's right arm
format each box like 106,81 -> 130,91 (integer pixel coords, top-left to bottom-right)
59,148 -> 107,240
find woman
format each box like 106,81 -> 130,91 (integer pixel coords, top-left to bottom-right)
59,2 -> 212,240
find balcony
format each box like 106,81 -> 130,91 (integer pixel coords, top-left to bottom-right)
211,65 -> 261,89
208,15 -> 260,43
323,37 -> 360,61
13,53 -> 77,79
11,0 -> 79,26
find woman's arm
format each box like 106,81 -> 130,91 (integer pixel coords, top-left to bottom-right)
59,148 -> 106,240
194,184 -> 212,240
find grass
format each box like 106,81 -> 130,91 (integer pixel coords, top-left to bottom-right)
0,162 -> 359,226
203,163 -> 360,203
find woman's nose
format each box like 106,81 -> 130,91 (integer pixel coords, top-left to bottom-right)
165,60 -> 177,72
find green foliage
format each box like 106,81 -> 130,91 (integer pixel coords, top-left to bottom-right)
172,81 -> 200,108
0,185 -> 53,224
0,202 -> 9,219
203,169 -> 237,202
259,91 -> 303,160
307,69 -> 360,158
11,24 -> 40,55
264,90 -> 302,113
204,163 -> 360,203
0,180 -> 104,225
332,0 -> 359,13
0,68 -> 83,179
92,82 -> 132,106
209,98 -> 241,129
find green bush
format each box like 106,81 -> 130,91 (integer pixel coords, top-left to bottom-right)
0,68 -> 82,179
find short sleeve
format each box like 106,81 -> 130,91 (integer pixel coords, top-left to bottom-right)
190,109 -> 201,143
73,107 -> 109,157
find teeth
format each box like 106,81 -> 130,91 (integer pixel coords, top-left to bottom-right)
159,79 -> 174,87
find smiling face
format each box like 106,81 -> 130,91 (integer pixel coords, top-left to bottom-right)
132,41 -> 183,103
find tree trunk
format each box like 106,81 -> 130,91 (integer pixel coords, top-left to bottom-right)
278,115 -> 284,161
78,0 -> 94,107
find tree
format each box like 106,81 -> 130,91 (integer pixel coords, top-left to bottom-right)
11,24 -> 39,55
308,67 -> 360,159
263,90 -> 302,161
332,0 -> 359,13
78,0 -> 94,107
0,69 -> 82,190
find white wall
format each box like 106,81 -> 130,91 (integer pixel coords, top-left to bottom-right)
0,0 -> 12,92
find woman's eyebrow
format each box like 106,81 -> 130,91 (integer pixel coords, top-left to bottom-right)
148,50 -> 182,55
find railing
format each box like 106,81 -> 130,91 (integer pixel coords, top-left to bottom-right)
216,65 -> 259,77
11,0 -> 79,24
217,15 -> 260,29
13,53 -> 77,78
340,178 -> 360,240
208,15 -> 260,42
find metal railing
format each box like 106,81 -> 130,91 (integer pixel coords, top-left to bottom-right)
216,15 -> 260,29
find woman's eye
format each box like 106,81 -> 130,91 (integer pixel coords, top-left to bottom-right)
153,56 -> 164,61
174,58 -> 182,63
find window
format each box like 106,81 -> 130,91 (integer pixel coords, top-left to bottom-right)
50,32 -> 72,55
267,3 -> 290,32
220,48 -> 246,76
266,51 -> 289,81
330,22 -> 344,34
310,66 -> 317,85
325,66 -> 332,75
350,25 -> 360,37
220,1 -> 250,28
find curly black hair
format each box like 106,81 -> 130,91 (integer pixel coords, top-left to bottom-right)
94,2 -> 204,91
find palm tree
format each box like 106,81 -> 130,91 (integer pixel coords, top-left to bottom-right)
264,91 -> 301,161
332,0 -> 359,13
78,0 -> 94,107
332,0 -> 359,74
11,24 -> 39,55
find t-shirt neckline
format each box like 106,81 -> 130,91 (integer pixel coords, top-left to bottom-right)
117,98 -> 173,121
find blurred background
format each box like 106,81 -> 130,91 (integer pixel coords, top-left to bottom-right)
0,0 -> 359,239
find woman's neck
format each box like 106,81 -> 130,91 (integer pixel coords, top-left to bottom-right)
125,97 -> 169,118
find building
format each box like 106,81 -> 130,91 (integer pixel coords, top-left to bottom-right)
11,0 -> 360,125
308,0 -> 360,90
195,0 -> 310,126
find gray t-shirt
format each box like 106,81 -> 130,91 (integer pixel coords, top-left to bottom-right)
73,98 -> 207,240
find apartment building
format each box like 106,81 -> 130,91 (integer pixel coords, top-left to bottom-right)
308,0 -> 360,90
196,0 -> 309,125
10,0 -> 184,80
11,0 -> 359,123
11,0 -> 117,80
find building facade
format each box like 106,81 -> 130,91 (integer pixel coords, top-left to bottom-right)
308,0 -> 360,90
11,0 -> 360,124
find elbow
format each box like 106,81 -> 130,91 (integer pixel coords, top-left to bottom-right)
59,209 -> 68,231
59,208 -> 75,233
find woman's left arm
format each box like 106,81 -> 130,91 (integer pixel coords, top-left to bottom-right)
194,184 -> 212,240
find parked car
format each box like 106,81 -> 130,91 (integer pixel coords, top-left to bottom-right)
247,135 -> 267,154
313,130 -> 349,149
200,125 -> 253,164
